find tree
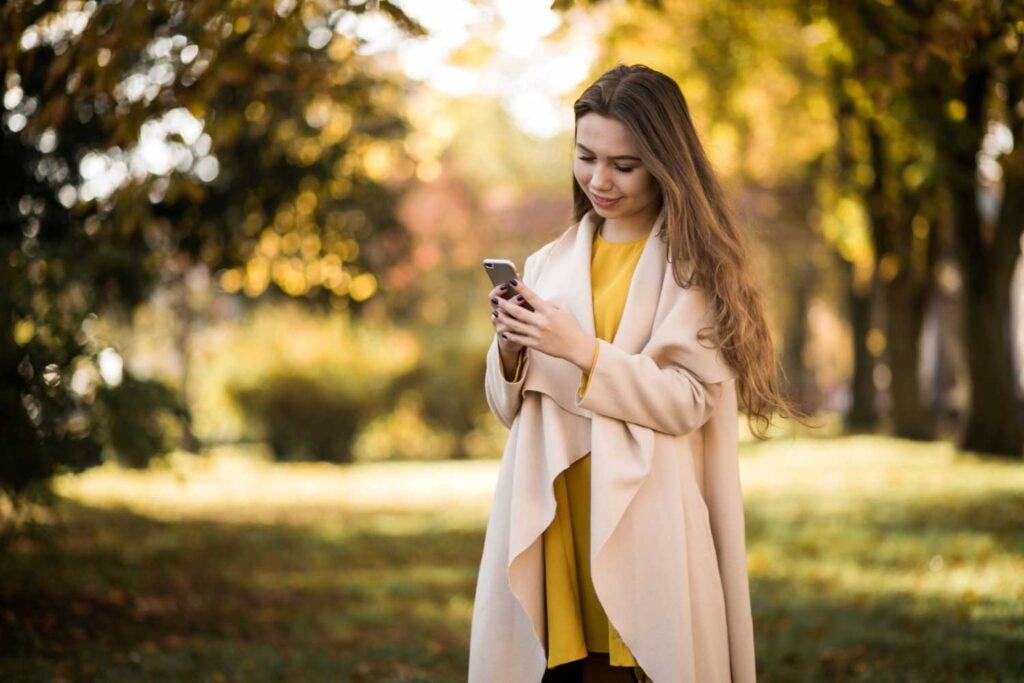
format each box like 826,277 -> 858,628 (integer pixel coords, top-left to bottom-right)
817,0 -> 1024,455
0,0 -> 425,501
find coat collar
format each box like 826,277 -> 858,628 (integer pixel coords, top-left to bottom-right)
523,205 -> 672,420
557,205 -> 669,356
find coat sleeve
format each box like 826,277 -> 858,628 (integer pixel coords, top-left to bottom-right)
483,249 -> 541,429
484,336 -> 529,428
573,337 -> 725,436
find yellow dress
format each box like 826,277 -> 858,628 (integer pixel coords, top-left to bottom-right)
509,223 -> 648,669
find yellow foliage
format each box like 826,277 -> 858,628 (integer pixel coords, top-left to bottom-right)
304,261 -> 322,286
323,107 -> 353,145
328,36 -> 355,62
820,194 -> 874,267
274,119 -> 297,143
911,215 -> 930,240
708,122 -> 739,177
301,233 -> 321,258
866,328 -> 886,357
878,253 -> 900,282
295,190 -> 318,215
349,272 -> 377,301
329,177 -> 352,198
274,204 -> 295,230
362,141 -> 395,181
342,238 -> 359,260
945,99 -> 967,122
321,253 -> 342,271
242,212 -> 263,236
304,96 -> 332,129
13,318 -> 35,345
218,269 -> 244,294
354,393 -> 457,462
243,257 -> 270,297
280,231 -> 301,255
244,101 -> 266,123
258,230 -> 280,258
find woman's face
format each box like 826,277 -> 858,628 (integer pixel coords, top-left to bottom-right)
573,112 -> 660,219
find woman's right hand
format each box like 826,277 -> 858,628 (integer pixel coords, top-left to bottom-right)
488,281 -> 525,359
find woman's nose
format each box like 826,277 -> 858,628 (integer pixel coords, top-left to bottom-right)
590,165 -> 614,191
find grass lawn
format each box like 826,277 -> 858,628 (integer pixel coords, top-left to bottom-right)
2,436 -> 1022,682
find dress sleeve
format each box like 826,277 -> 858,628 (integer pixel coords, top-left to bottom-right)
511,350 -> 527,382
577,339 -> 602,399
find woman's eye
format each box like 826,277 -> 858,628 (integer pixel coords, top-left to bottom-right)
577,156 -> 634,173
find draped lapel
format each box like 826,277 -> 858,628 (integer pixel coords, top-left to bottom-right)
564,206 -> 668,354
561,210 -> 596,340
606,207 -> 668,351
523,206 -> 668,416
507,203 -> 672,625
509,204 -> 669,562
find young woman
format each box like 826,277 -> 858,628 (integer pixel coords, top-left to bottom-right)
470,64 -> 802,683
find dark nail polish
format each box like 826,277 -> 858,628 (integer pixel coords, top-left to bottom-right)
501,333 -> 507,339
498,284 -> 507,290
490,297 -> 498,305
510,279 -> 518,286
515,295 -> 524,301
492,310 -> 498,317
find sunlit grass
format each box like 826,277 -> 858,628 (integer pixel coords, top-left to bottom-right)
51,444 -> 498,522
3,436 -> 1022,681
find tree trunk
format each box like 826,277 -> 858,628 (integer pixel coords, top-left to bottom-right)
780,267 -> 817,414
883,271 -> 936,439
841,257 -> 877,430
952,181 -> 1024,456
947,67 -> 1024,458
865,121 -> 936,440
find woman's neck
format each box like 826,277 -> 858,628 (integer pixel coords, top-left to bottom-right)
597,203 -> 661,243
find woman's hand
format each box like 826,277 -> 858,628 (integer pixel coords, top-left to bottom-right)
489,281 -> 525,357
492,279 -> 597,372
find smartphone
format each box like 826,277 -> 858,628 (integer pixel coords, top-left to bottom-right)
482,258 -> 535,312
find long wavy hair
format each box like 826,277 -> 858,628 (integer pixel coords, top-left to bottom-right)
573,64 -> 809,439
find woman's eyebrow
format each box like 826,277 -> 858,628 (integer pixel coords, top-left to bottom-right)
575,142 -> 641,162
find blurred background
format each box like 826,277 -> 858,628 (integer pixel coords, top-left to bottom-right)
1,0 -> 1022,680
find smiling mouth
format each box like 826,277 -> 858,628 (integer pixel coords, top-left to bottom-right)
592,195 -> 621,202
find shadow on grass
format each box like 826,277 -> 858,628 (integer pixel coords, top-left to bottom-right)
1,497 -> 482,682
1,489 -> 1022,682
743,491 -> 1024,682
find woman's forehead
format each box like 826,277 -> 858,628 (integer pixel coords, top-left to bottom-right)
575,114 -> 637,157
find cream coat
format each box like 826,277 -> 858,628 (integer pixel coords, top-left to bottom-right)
469,208 -> 756,683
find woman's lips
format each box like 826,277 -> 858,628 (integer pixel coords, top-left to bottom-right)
591,194 -> 621,208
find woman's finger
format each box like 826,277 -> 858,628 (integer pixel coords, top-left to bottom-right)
492,311 -> 515,335
500,330 -> 529,346
497,306 -> 533,336
509,280 -> 544,312
488,282 -> 512,306
496,293 -> 540,325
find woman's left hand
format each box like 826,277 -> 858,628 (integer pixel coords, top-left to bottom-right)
493,280 -> 597,372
